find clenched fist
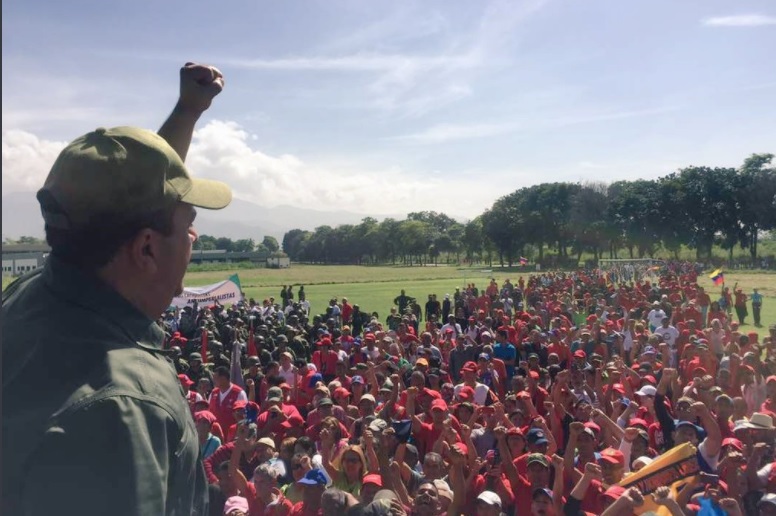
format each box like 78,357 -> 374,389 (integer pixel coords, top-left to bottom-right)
178,62 -> 224,114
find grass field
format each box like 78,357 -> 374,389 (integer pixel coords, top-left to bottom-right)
4,264 -> 775,334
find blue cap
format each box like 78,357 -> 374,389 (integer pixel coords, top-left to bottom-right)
308,373 -> 324,388
298,468 -> 328,486
478,353 -> 491,361
533,488 -> 553,500
675,420 -> 703,436
352,375 -> 365,385
526,428 -> 548,445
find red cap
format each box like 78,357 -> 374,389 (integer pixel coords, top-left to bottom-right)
584,421 -> 601,434
507,427 -> 524,437
458,386 -> 475,401
642,375 -> 657,385
529,371 -> 540,380
318,337 -> 333,347
573,350 -> 587,359
445,328 -> 454,334
586,315 -> 597,323
462,361 -> 478,373
280,383 -> 292,391
178,374 -> 194,387
195,410 -> 217,424
628,418 -> 649,429
233,400 -> 248,411
612,383 -> 625,394
767,376 -> 776,384
364,334 -> 376,342
362,474 -> 383,487
431,399 -> 449,412
334,387 -> 351,399
722,438 -> 744,452
599,448 -> 625,466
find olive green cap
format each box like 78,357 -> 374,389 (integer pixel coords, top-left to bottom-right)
37,126 -> 231,230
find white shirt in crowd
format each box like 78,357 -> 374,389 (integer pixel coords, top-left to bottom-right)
210,384 -> 248,404
647,309 -> 667,329
454,382 -> 490,405
440,322 -> 463,338
654,325 -> 680,348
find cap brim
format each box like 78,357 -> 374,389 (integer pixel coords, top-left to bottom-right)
181,177 -> 232,210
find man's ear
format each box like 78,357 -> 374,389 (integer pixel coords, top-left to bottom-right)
128,228 -> 161,273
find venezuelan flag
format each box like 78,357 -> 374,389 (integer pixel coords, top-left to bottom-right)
709,269 -> 725,286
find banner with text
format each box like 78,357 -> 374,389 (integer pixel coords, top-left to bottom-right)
171,274 -> 243,308
617,442 -> 700,516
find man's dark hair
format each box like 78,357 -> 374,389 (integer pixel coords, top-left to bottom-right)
214,366 -> 230,379
294,436 -> 316,457
40,190 -> 177,271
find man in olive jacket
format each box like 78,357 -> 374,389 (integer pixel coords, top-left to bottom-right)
2,62 -> 232,515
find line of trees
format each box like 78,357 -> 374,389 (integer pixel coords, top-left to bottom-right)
193,235 -> 280,254
281,153 -> 776,266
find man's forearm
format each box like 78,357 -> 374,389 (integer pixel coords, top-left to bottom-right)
158,102 -> 201,161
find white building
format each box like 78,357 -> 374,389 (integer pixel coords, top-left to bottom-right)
2,245 -> 50,276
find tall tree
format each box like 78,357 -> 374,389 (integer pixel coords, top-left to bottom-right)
261,236 -> 280,253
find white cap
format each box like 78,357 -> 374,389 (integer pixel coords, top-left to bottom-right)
476,491 -> 502,507
633,456 -> 654,469
635,385 -> 657,397
759,493 -> 776,508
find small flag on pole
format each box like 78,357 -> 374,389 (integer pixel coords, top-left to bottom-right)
709,269 -> 725,286
248,326 -> 257,357
200,328 -> 208,364
519,257 -> 528,265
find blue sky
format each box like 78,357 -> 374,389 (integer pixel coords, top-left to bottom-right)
3,0 -> 776,220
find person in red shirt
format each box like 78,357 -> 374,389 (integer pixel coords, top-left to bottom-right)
256,387 -> 305,442
338,298 -> 352,323
312,338 -> 338,382
209,366 -> 249,432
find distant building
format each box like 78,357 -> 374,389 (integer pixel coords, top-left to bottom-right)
189,249 -> 270,265
267,252 -> 290,269
2,244 -> 50,276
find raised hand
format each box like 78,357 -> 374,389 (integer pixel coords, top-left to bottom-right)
493,426 -> 507,441
652,486 -> 672,506
584,462 -> 603,481
551,454 -> 564,470
569,421 -> 585,437
624,488 -> 644,507
178,62 -> 224,114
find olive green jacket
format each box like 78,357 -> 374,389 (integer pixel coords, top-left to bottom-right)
2,256 -> 208,515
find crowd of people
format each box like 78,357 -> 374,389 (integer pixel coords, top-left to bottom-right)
4,61 -> 775,516
170,263 -> 776,516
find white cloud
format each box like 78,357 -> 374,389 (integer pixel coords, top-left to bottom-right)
393,122 -> 518,144
702,14 -> 776,27
0,121 -> 502,218
183,120 -> 506,218
1,130 -> 67,193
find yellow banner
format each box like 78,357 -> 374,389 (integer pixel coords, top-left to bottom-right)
617,443 -> 700,516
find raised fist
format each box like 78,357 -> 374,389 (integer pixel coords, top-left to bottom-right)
624,488 -> 644,507
652,486 -> 671,505
178,62 -> 224,114
584,462 -> 602,480
570,421 -> 585,436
